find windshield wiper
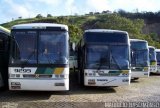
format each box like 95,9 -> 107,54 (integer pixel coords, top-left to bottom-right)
21,50 -> 36,67
131,50 -> 137,67
134,50 -> 147,67
97,55 -> 109,70
110,51 -> 122,70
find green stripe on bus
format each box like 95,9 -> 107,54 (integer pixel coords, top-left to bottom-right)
35,68 -> 55,74
150,61 -> 156,65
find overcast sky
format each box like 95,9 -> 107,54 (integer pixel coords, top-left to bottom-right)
0,0 -> 160,24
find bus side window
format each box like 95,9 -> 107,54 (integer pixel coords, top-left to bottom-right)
0,39 -> 4,52
0,33 -> 5,53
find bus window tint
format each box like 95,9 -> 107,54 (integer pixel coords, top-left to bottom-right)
84,32 -> 128,43
12,31 -> 37,64
131,42 -> 147,50
130,41 -> 149,67
86,45 -> 109,69
86,45 -> 129,70
0,39 -> 4,51
110,45 -> 129,69
38,31 -> 68,64
131,50 -> 149,67
149,48 -> 156,61
157,52 -> 160,62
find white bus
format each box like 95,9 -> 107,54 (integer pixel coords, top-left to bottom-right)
149,46 -> 157,73
9,23 -> 69,91
130,39 -> 150,80
0,26 -> 10,88
77,29 -> 131,86
155,49 -> 160,73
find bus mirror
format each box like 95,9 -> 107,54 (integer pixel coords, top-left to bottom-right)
72,43 -> 76,51
131,51 -> 134,58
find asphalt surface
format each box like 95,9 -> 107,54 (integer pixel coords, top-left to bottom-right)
0,73 -> 160,108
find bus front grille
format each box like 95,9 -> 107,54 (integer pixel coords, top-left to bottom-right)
23,74 -> 52,78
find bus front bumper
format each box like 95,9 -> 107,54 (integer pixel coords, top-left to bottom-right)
9,79 -> 69,91
84,76 -> 131,86
131,71 -> 149,78
157,66 -> 160,73
150,65 -> 157,73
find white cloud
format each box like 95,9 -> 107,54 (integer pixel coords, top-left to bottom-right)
85,0 -> 160,12
3,0 -> 30,18
35,0 -> 61,6
1,0 -> 160,24
64,0 -> 79,15
109,0 -> 160,12
86,0 -> 111,12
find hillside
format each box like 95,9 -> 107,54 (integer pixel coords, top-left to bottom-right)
1,13 -> 160,48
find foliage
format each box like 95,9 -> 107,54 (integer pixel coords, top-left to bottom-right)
69,24 -> 83,43
0,12 -> 160,48
35,14 -> 43,18
47,14 -> 52,18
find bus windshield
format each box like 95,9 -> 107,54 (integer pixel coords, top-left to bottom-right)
10,31 -> 68,65
156,52 -> 160,62
131,50 -> 149,67
149,48 -> 156,61
38,31 -> 68,64
11,31 -> 37,64
86,45 -> 129,70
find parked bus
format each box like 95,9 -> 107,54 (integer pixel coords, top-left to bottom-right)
149,46 -> 157,73
0,26 -> 10,88
155,49 -> 160,73
130,39 -> 150,80
9,23 -> 69,91
77,29 -> 131,86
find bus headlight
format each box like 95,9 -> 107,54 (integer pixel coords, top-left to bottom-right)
16,74 -> 20,78
64,75 -> 69,79
143,67 -> 148,71
55,74 -> 68,79
55,83 -> 65,86
10,74 -> 15,78
60,74 -> 68,79
122,79 -> 129,82
11,82 -> 21,85
122,73 -> 128,76
55,75 -> 59,78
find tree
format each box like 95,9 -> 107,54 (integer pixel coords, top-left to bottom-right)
36,14 -> 43,18
47,14 -> 52,17
68,25 -> 83,43
150,33 -> 159,41
82,14 -> 144,38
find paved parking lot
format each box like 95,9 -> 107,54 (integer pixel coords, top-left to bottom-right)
0,73 -> 160,107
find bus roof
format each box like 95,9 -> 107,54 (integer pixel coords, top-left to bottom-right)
155,49 -> 160,52
130,39 -> 147,43
148,46 -> 155,49
85,29 -> 128,34
0,26 -> 10,35
12,23 -> 68,31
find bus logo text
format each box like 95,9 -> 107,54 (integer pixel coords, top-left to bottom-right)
14,69 -> 31,73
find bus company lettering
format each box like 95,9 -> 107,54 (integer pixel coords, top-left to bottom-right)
14,69 -> 31,73
93,70 -> 105,74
